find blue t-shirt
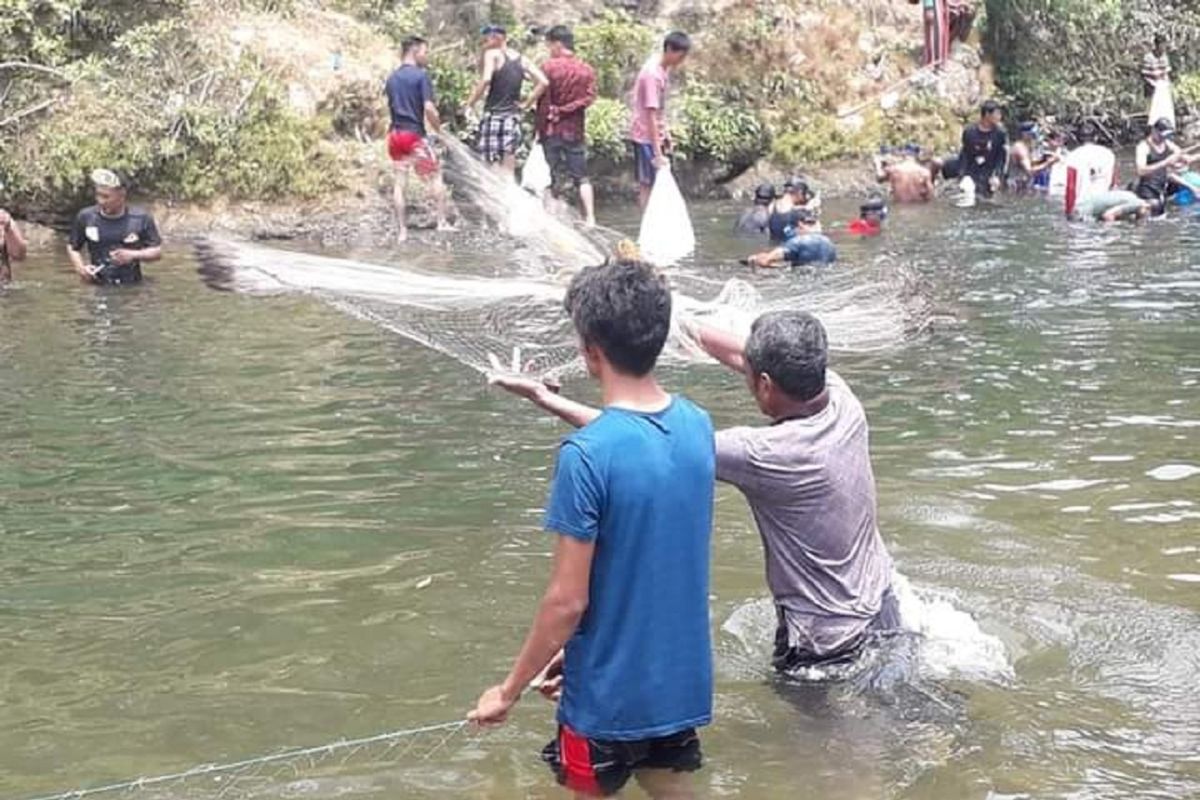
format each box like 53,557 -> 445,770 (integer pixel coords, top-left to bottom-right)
544,397 -> 715,741
385,65 -> 434,135
782,233 -> 837,265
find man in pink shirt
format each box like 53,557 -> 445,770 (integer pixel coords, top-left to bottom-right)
629,31 -> 691,210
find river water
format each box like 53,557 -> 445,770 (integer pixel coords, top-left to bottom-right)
1,197 -> 1198,800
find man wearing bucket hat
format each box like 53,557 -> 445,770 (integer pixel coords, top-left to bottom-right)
1134,118 -> 1196,215
0,182 -> 29,282
465,23 -> 548,180
67,169 -> 162,285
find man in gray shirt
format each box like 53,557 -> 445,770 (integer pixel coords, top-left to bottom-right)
690,310 -> 898,671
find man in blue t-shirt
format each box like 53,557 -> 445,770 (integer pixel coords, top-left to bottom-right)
471,253 -> 716,799
384,36 -> 451,241
743,208 -> 837,268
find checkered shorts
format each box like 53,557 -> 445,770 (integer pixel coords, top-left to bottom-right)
477,112 -> 523,162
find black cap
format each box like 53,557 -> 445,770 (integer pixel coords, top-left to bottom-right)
787,178 -> 810,196
1152,117 -> 1176,137
860,197 -> 887,214
753,182 -> 776,203
480,24 -> 507,36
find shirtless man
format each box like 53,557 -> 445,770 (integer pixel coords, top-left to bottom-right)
0,205 -> 29,282
874,145 -> 935,203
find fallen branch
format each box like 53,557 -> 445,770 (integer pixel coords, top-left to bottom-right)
0,97 -> 58,127
0,61 -> 72,83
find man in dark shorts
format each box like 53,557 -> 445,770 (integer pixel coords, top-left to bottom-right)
384,36 -> 451,242
466,24 -> 547,180
472,252 -> 715,799
957,99 -> 1008,199
66,169 -> 162,285
686,311 -> 899,673
0,202 -> 29,282
537,26 -> 598,227
629,32 -> 691,210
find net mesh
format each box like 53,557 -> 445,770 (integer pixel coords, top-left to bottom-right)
195,239 -> 928,380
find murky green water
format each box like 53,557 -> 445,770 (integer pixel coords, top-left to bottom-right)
2,198 -> 1198,800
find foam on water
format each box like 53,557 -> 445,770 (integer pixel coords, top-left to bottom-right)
719,571 -> 1012,685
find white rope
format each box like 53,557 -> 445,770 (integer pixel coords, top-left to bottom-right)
22,720 -> 469,800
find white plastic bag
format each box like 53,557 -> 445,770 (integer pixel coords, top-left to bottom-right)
521,143 -> 552,196
1149,79 -> 1176,129
955,175 -> 977,208
638,164 -> 695,265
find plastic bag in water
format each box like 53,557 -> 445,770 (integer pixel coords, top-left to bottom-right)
638,165 -> 696,266
521,143 -> 552,196
955,175 -> 976,208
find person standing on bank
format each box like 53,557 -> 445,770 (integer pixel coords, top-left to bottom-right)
384,36 -> 453,242
629,32 -> 692,211
0,204 -> 29,283
67,169 -> 162,285
466,24 -> 548,180
537,25 -> 599,227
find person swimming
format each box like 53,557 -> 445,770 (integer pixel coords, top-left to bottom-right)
745,208 -> 836,268
847,197 -> 887,236
734,183 -> 776,235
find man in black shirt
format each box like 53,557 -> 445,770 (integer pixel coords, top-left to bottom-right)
958,100 -> 1008,199
67,169 -> 162,285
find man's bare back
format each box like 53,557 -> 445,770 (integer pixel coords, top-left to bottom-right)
883,159 -> 935,203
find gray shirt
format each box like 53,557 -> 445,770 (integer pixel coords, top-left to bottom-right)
716,371 -> 893,656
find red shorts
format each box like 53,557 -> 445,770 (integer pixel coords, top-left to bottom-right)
387,130 -> 439,178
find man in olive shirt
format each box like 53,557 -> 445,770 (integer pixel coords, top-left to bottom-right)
67,169 -> 163,285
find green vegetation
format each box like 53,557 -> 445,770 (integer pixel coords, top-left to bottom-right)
985,0 -> 1200,131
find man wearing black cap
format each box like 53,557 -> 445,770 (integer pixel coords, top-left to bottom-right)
466,24 -> 548,180
957,100 -> 1008,199
745,208 -> 836,267
847,198 -> 887,236
1134,118 -> 1195,215
67,169 -> 163,285
767,178 -> 820,243
733,183 -> 776,235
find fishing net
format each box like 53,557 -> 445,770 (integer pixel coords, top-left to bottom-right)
21,721 -> 471,800
195,239 -> 927,381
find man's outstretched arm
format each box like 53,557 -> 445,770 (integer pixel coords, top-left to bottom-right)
684,320 -> 747,374
489,373 -> 600,428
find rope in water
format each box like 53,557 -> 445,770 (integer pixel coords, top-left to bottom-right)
23,719 -> 469,800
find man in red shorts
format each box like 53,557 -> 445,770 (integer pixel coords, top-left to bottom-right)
384,36 -> 451,241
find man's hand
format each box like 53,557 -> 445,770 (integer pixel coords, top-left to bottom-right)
110,248 -> 138,266
75,263 -> 98,282
468,684 -> 520,727
531,650 -> 565,702
488,372 -> 552,402
988,176 -> 1001,192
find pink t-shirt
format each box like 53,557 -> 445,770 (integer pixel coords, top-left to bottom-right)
629,62 -> 668,145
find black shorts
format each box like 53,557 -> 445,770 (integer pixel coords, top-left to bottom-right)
773,588 -> 903,673
544,136 -> 589,185
542,724 -> 702,798
1134,181 -> 1175,214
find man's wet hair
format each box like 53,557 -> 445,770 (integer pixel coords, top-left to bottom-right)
1077,123 -> 1098,143
664,31 -> 692,54
565,254 -> 672,377
546,25 -> 575,51
744,311 -> 828,402
401,36 -> 427,56
980,99 -> 1001,117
